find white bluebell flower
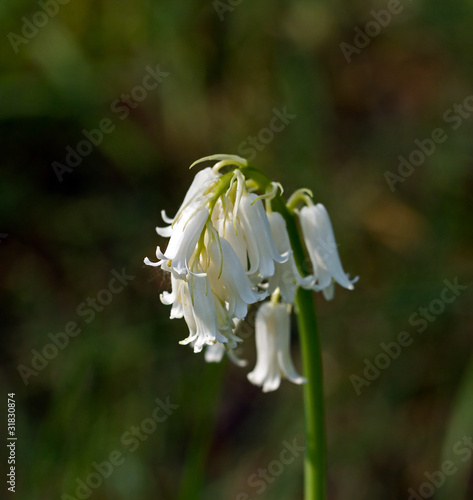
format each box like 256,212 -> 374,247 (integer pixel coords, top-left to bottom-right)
299,203 -> 357,300
247,301 -> 306,392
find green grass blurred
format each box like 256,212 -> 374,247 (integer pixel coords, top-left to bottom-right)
1,1 -> 473,498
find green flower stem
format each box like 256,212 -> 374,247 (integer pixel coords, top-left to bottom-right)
293,287 -> 326,500
278,201 -> 326,500
241,165 -> 326,500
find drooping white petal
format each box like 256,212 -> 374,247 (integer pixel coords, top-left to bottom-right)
157,201 -> 209,276
216,214 -> 248,271
155,224 -> 173,238
227,169 -> 245,228
275,305 -> 307,385
299,204 -> 357,299
161,210 -> 174,224
169,279 -> 186,319
247,302 -> 278,390
207,235 -> 267,319
177,280 -> 198,339
237,193 -> 288,280
247,302 -> 306,392
160,273 -> 180,305
184,272 -> 229,353
143,256 -> 161,267
157,274 -> 188,320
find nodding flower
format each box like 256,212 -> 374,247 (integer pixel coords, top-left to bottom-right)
298,203 -> 358,300
144,155 -> 357,390
247,301 -> 306,393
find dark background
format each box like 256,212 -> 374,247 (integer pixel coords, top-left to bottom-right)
1,1 -> 472,499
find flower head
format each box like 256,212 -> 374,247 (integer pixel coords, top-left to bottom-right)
144,154 -> 356,391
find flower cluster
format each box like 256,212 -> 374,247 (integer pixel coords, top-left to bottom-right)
145,155 -> 357,392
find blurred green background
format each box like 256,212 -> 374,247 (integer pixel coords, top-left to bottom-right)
1,1 -> 473,499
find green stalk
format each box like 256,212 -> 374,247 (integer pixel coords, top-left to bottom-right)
281,202 -> 326,500
294,287 -> 326,500
241,165 -> 326,500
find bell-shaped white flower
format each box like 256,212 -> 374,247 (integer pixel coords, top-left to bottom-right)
205,231 -> 267,319
247,301 -> 306,392
178,271 -> 231,353
266,212 -> 314,304
299,203 -> 357,300
214,206 -> 248,271
145,199 -> 209,277
237,192 -> 288,281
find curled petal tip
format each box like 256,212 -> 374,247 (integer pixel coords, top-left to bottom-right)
144,256 -> 161,267
161,210 -> 174,224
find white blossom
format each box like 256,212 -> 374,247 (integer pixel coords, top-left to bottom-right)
205,230 -> 267,318
145,200 -> 209,277
237,192 -> 288,281
214,203 -> 248,271
247,301 -> 306,392
178,271 -> 231,353
299,203 -> 357,300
